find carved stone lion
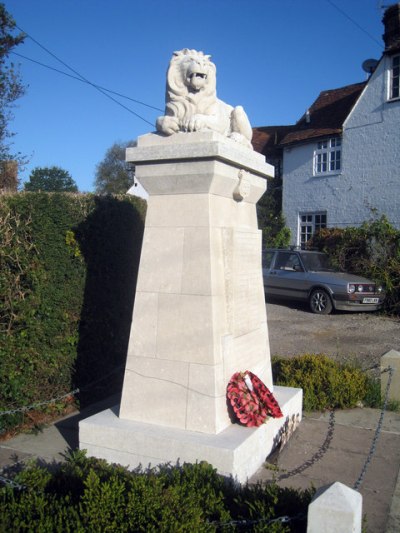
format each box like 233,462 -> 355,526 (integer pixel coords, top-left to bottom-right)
156,49 -> 253,149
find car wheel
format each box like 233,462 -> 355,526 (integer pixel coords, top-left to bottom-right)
309,289 -> 333,315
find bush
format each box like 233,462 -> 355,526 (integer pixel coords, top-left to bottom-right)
272,354 -> 378,411
0,452 -> 313,532
308,216 -> 400,315
257,176 -> 291,249
0,193 -> 146,432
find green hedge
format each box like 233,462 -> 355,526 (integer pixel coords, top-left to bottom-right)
0,192 -> 146,431
272,354 -> 380,411
1,452 -> 313,532
308,216 -> 400,315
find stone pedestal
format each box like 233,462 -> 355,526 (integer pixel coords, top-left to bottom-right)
79,131 -> 302,480
80,386 -> 302,483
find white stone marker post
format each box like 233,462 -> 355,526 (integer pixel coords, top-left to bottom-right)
79,49 -> 302,481
307,481 -> 362,533
381,349 -> 400,403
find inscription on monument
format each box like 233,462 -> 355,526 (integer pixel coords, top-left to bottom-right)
232,230 -> 262,337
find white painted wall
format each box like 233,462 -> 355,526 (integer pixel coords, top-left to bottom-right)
127,178 -> 149,200
282,55 -> 400,245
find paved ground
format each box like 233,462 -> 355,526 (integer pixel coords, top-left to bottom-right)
1,303 -> 400,532
267,299 -> 400,369
251,409 -> 400,533
265,301 -> 400,532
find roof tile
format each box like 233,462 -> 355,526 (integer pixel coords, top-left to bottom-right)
253,81 -> 366,152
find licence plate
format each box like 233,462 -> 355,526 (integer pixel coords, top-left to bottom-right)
362,298 -> 379,304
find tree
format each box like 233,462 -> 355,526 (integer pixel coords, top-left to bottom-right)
257,176 -> 290,248
94,140 -> 136,194
0,4 -> 25,166
24,166 -> 78,192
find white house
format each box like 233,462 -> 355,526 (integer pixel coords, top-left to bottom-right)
253,3 -> 400,248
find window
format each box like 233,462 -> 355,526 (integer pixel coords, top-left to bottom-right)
314,138 -> 341,175
275,252 -> 303,272
299,212 -> 327,248
262,251 -> 274,269
390,54 -> 400,100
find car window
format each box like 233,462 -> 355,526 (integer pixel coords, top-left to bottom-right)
300,252 -> 334,271
262,251 -> 275,269
275,252 -> 303,271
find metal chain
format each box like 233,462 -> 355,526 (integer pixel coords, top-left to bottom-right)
0,459 -> 27,490
270,364 -> 395,486
208,511 -> 306,528
0,389 -> 80,418
0,363 -> 125,419
354,365 -> 394,491
271,409 -> 336,482
0,474 -> 26,491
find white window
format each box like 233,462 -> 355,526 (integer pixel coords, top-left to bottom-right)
299,212 -> 327,248
390,54 -> 400,100
314,138 -> 341,175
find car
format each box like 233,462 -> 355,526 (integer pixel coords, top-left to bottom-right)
262,248 -> 385,315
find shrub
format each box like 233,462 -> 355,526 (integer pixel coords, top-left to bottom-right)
272,354 -> 378,411
0,193 -> 146,432
308,216 -> 400,315
0,452 -> 313,532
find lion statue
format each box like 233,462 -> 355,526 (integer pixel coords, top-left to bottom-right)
156,49 -> 253,149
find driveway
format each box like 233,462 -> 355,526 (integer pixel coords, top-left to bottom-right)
266,299 -> 400,369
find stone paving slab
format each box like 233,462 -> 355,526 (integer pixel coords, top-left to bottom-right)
251,412 -> 400,533
0,395 -> 119,471
0,447 -> 31,470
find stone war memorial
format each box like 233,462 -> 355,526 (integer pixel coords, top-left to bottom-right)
79,49 -> 302,481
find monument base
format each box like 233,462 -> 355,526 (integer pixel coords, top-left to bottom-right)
79,386 -> 302,483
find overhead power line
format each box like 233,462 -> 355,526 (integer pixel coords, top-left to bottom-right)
326,0 -> 383,48
11,51 -> 163,112
15,24 -> 159,126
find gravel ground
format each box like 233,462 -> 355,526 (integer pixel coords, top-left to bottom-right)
266,299 -> 400,369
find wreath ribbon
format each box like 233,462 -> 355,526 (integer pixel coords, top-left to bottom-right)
227,370 -> 283,427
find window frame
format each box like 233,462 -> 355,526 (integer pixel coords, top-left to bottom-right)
298,211 -> 327,249
389,53 -> 400,101
313,137 -> 342,176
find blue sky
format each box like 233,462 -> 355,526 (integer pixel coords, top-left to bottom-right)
4,0 -> 386,192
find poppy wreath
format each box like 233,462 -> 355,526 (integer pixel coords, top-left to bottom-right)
227,370 -> 283,427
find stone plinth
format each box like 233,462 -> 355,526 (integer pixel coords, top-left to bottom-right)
120,131 -> 274,435
79,131 -> 303,480
80,386 -> 302,483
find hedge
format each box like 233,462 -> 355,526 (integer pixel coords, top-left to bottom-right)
0,192 -> 146,432
308,216 -> 400,315
272,354 -> 381,411
0,452 -> 313,532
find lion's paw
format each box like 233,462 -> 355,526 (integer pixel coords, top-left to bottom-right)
156,115 -> 180,135
183,115 -> 208,132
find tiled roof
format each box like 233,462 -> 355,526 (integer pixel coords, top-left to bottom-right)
253,81 -> 367,152
251,126 -> 295,153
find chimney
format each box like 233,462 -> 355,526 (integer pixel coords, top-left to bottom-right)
383,3 -> 400,52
